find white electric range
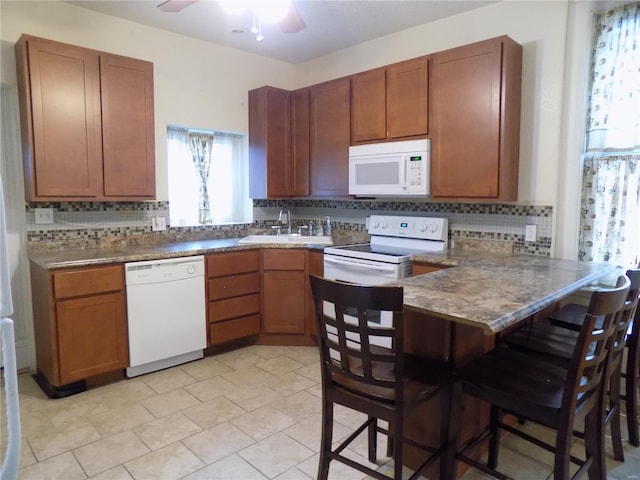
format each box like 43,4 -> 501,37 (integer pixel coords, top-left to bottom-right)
323,214 -> 449,284
322,214 -> 448,348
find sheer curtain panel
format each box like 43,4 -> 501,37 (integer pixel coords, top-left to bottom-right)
578,2 -> 640,267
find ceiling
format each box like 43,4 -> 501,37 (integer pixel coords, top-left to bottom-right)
68,0 -> 498,64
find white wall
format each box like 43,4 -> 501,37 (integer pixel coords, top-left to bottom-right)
0,0 -> 297,200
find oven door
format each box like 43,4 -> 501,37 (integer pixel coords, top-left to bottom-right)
323,254 -> 401,348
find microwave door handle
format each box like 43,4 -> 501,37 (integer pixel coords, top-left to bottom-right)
402,154 -> 408,189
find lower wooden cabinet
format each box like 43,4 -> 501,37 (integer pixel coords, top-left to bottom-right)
306,250 -> 324,338
30,263 -> 128,393
206,250 -> 261,346
262,249 -> 307,334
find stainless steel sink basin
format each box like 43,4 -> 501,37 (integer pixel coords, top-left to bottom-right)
238,234 -> 333,245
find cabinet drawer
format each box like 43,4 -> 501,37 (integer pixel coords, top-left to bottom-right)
207,250 -> 259,277
262,250 -> 306,270
208,272 -> 259,301
209,314 -> 260,346
209,293 -> 260,323
53,265 -> 123,299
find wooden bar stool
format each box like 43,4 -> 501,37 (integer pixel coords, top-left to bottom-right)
504,268 -> 640,459
443,276 -> 631,480
308,274 -> 453,480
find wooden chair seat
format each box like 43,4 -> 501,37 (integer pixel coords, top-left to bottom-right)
443,275 -> 631,480
309,274 -> 452,480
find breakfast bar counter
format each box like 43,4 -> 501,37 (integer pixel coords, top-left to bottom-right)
399,251 -> 618,334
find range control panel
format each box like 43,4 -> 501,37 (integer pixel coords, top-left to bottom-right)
367,215 -> 448,242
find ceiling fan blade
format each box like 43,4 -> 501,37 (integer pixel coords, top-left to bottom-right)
157,0 -> 199,13
279,2 -> 305,33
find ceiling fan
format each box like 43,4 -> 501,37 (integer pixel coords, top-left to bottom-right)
157,0 -> 306,36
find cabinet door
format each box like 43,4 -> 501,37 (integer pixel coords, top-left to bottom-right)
290,88 -> 310,196
351,69 -> 386,143
306,250 -> 324,338
387,57 -> 429,139
310,78 -> 350,196
100,54 -> 155,198
431,37 -> 521,200
56,292 -> 128,384
19,37 -> 102,199
262,270 -> 306,334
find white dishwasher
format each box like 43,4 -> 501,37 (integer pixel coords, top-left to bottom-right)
125,255 -> 206,378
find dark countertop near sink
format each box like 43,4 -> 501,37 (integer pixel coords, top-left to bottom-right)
28,237 -> 619,336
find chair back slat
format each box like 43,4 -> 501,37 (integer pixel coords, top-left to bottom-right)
309,274 -> 405,402
562,275 -> 631,415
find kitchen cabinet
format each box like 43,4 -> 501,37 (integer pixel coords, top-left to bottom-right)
29,263 -> 128,396
412,262 -> 451,275
306,250 -> 324,339
15,34 -> 155,201
430,36 -> 522,201
206,250 -> 261,347
262,249 -> 307,335
351,57 -> 429,143
309,78 -> 351,196
248,86 -> 310,198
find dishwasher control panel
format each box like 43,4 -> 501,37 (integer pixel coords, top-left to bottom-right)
125,256 -> 204,285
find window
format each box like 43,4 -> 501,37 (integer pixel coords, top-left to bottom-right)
578,2 -> 640,268
167,126 -> 253,226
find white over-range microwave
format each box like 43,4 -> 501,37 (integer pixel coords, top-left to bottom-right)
348,139 -> 429,197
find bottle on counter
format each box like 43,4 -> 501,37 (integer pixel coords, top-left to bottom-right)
325,216 -> 332,236
315,221 -> 324,236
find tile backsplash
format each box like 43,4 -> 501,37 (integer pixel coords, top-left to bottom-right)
26,199 -> 553,256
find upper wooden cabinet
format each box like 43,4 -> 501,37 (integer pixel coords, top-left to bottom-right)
430,36 -> 522,201
351,57 -> 429,144
249,86 -> 310,198
310,77 -> 351,197
16,35 -> 155,201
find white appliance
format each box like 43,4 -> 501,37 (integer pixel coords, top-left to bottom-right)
323,214 -> 448,347
349,139 -> 429,197
125,256 -> 206,377
0,175 -> 20,480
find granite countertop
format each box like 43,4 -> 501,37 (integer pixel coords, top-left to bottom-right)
28,236 -> 619,336
396,249 -> 620,335
27,238 -> 326,269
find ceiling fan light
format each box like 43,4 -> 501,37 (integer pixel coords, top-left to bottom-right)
219,1 -> 250,16
254,1 -> 291,24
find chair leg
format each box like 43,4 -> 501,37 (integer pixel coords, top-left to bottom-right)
608,365 -> 624,462
318,399 -> 334,480
487,405 -> 500,469
393,413 -> 404,480
626,348 -> 640,446
553,420 -> 574,480
584,406 -> 607,480
442,382 -> 464,480
368,415 -> 377,463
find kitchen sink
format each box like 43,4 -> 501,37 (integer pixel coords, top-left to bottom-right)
238,234 -> 333,245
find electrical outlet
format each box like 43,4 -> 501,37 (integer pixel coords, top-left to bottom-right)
152,216 -> 167,232
525,224 -> 537,242
34,208 -> 54,225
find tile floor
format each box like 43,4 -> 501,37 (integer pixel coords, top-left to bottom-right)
2,344 -> 639,479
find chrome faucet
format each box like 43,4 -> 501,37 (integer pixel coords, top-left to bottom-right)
278,208 -> 292,234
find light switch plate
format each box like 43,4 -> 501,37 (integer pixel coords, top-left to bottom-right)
35,208 -> 54,224
525,224 -> 537,242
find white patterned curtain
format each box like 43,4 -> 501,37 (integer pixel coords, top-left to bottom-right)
189,133 -> 214,224
578,2 -> 640,267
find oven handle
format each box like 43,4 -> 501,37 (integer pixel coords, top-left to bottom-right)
324,256 -> 397,274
